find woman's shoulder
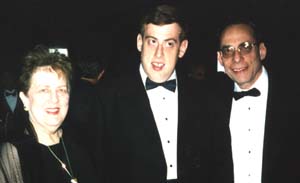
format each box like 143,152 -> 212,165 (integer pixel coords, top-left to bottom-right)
9,135 -> 36,149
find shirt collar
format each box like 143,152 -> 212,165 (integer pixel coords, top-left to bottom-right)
4,89 -> 17,96
139,64 -> 177,87
234,66 -> 269,94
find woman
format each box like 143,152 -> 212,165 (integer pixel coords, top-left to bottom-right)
10,45 -> 98,183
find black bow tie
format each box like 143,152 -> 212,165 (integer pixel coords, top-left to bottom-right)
233,88 -> 261,100
4,90 -> 17,97
145,78 -> 176,92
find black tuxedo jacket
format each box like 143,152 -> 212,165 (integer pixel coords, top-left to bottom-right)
211,71 -> 300,183
97,68 -> 233,183
0,89 -> 27,142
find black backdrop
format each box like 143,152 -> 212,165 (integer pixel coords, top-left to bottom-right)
1,0 -> 299,78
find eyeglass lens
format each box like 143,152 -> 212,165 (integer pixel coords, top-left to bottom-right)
220,41 -> 256,58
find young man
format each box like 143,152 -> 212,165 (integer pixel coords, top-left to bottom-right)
98,4 -> 233,183
216,18 -> 300,183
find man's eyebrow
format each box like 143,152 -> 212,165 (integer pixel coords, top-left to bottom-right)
165,38 -> 178,43
144,36 -> 178,43
144,35 -> 157,40
220,44 -> 232,48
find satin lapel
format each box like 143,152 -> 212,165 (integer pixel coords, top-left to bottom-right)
118,74 -> 166,159
261,72 -> 274,181
213,73 -> 235,125
15,98 -> 23,112
0,93 -> 11,114
261,72 -> 284,181
176,74 -> 199,175
176,75 -> 186,174
223,81 -> 235,125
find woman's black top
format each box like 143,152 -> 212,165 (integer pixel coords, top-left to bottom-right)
12,132 -> 98,183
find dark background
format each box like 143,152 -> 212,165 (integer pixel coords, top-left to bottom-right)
1,0 -> 299,78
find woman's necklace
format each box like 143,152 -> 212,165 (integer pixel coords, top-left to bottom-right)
47,137 -> 78,183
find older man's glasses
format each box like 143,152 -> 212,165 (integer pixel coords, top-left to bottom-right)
220,41 -> 257,58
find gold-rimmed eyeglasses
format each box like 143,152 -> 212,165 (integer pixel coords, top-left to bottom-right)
220,41 -> 257,58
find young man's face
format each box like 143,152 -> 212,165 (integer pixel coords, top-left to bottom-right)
137,23 -> 188,83
217,24 -> 267,89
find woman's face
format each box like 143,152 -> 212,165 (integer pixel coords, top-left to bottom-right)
20,66 -> 70,134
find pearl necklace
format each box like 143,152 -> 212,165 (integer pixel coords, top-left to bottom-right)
47,137 -> 78,183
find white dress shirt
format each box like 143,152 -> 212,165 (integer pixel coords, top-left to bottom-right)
230,66 -> 269,183
140,65 -> 178,180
